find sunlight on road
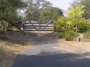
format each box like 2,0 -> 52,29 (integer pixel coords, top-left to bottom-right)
53,42 -> 90,53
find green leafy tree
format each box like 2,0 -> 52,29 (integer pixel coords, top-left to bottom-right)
25,0 -> 52,20
39,7 -> 63,21
80,0 -> 90,19
67,4 -> 85,32
54,17 -> 67,32
67,4 -> 85,18
0,0 -> 26,31
54,4 -> 90,40
0,0 -> 25,21
0,20 -> 8,33
72,0 -> 90,19
76,18 -> 90,33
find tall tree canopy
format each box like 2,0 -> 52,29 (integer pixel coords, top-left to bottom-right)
39,7 -> 63,21
25,0 -> 52,20
55,4 -> 90,34
0,0 -> 25,23
80,0 -> 90,19
73,0 -> 90,19
66,4 -> 87,32
67,4 -> 85,18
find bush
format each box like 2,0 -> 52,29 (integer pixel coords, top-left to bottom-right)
0,20 -> 8,33
54,17 -> 67,32
58,30 -> 79,41
84,31 -> 90,39
77,18 -> 90,33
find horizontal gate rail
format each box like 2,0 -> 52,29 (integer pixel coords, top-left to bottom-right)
22,20 -> 54,32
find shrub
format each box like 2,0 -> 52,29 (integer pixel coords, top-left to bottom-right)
77,18 -> 90,33
58,30 -> 79,41
84,31 -> 90,39
0,20 -> 8,33
54,17 -> 67,32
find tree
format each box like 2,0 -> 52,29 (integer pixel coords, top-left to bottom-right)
54,3 -> 90,40
0,0 -> 26,31
0,20 -> 8,33
25,0 -> 52,20
67,4 -> 85,32
0,0 -> 25,21
79,0 -> 90,19
39,7 -> 63,21
55,4 -> 90,33
54,17 -> 67,32
73,0 -> 90,19
67,4 -> 85,18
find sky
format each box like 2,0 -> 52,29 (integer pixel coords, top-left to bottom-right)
19,0 -> 76,16
48,0 -> 76,12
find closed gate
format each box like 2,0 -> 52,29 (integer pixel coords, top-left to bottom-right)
22,20 -> 54,32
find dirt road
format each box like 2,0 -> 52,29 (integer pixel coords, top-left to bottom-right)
11,33 -> 90,67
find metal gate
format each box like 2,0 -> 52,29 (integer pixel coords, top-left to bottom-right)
22,20 -> 54,32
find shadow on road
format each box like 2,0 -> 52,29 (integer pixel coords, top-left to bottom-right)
0,31 -> 58,45
12,52 -> 90,67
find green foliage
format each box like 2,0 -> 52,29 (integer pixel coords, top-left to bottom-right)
54,17 -> 67,32
77,18 -> 90,33
39,7 -> 63,21
54,17 -> 76,32
67,4 -> 85,18
55,15 -> 90,32
54,17 -> 90,33
0,0 -> 25,24
80,0 -> 90,19
73,0 -> 90,19
25,0 -> 52,20
84,31 -> 90,39
54,4 -> 90,40
58,30 -> 79,41
66,4 -> 90,33
0,20 -> 8,33
65,18 -> 75,31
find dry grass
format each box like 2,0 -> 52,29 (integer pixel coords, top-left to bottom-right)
0,40 -> 31,67
54,41 -> 90,53
0,31 -> 89,67
66,41 -> 90,52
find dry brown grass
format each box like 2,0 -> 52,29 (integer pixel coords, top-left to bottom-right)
0,40 -> 31,67
54,41 -> 90,53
